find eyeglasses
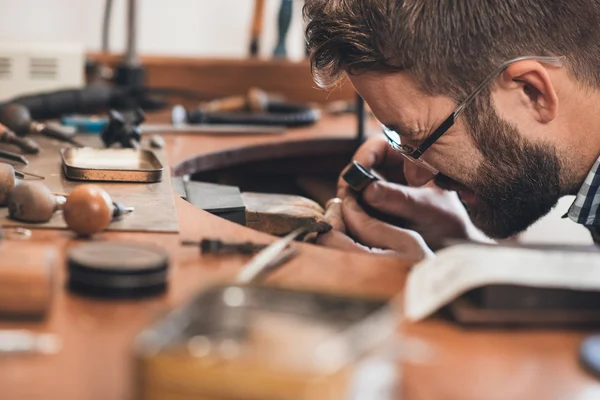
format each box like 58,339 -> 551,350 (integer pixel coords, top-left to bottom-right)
382,55 -> 564,175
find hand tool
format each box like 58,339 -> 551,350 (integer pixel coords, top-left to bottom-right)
235,227 -> 306,283
176,101 -> 320,128
0,123 -> 40,154
0,103 -> 85,148
182,238 -> 268,254
149,134 -> 165,149
273,0 -> 293,58
60,110 -> 285,136
101,108 -> 143,149
356,94 -> 367,143
196,87 -> 269,113
249,0 -> 266,56
60,115 -> 108,134
0,163 -> 44,205
7,182 -> 65,223
62,185 -> 134,236
7,183 -> 134,236
0,149 -> 29,165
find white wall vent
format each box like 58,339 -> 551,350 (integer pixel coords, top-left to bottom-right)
0,42 -> 84,101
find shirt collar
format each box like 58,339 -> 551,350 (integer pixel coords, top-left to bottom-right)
566,156 -> 600,225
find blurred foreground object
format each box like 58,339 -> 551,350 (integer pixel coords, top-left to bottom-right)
406,243 -> 600,326
0,330 -> 61,355
134,285 -> 400,399
0,243 -> 56,318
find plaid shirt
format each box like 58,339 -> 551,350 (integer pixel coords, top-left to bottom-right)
567,157 -> 600,240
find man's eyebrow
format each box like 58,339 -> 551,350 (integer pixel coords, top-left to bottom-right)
384,124 -> 427,139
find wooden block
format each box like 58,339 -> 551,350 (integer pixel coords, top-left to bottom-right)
184,181 -> 246,225
242,192 -> 331,236
0,242 -> 55,318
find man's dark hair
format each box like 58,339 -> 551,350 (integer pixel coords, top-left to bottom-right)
304,0 -> 600,101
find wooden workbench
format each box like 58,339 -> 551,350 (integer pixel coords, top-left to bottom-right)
0,112 -> 598,399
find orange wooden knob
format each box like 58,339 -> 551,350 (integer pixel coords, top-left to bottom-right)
63,185 -> 114,237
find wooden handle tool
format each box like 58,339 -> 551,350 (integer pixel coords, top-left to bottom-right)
198,87 -> 269,113
273,0 -> 293,58
0,163 -> 44,206
249,0 -> 266,57
0,123 -> 40,154
7,182 -> 134,236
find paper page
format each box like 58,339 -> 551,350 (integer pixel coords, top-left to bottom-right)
405,244 -> 600,321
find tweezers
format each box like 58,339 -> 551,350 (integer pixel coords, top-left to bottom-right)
236,227 -> 306,283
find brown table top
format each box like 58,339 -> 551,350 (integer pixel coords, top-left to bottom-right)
0,113 -> 598,400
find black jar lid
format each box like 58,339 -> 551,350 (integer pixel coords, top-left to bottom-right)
67,241 -> 169,298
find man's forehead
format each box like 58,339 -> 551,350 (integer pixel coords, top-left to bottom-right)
349,71 -> 425,102
348,71 -> 433,128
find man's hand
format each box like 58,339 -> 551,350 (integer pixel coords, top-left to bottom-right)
318,192 -> 434,261
318,136 -> 491,256
360,180 -> 489,249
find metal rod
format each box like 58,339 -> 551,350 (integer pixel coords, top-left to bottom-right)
356,94 -> 366,144
142,124 -> 285,135
14,170 -> 44,180
236,227 -> 306,283
124,0 -> 139,66
101,0 -> 114,52
40,126 -> 85,148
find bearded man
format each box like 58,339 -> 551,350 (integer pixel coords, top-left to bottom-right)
304,0 -> 600,259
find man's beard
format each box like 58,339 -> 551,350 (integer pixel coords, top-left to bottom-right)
434,108 -> 562,239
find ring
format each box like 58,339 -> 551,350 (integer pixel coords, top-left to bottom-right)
325,197 -> 343,209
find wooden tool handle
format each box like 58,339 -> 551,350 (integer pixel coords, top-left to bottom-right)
7,182 -> 58,223
62,185 -> 114,237
0,163 -> 15,206
0,124 -> 40,154
198,88 -> 268,113
274,0 -> 293,58
249,0 -> 266,56
198,96 -> 247,113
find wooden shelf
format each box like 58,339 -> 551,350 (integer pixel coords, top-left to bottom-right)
86,52 -> 356,104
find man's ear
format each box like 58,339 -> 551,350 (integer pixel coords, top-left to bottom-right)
497,60 -> 559,123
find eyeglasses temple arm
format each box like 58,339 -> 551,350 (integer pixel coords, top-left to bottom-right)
412,112 -> 457,158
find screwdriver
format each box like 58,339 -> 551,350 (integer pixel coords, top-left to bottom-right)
0,123 -> 40,154
181,238 -> 268,254
0,104 -> 85,148
0,149 -> 29,165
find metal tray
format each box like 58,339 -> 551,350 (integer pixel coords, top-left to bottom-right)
60,147 -> 163,183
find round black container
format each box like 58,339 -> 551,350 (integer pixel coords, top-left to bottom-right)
67,242 -> 168,298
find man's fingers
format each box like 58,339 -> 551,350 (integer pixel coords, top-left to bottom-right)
337,136 -> 403,196
323,200 -> 346,232
361,180 -> 422,219
315,230 -> 402,257
315,230 -> 370,252
342,195 -> 432,260
352,136 -> 391,168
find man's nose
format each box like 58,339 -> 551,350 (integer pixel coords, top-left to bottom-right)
403,160 -> 435,187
